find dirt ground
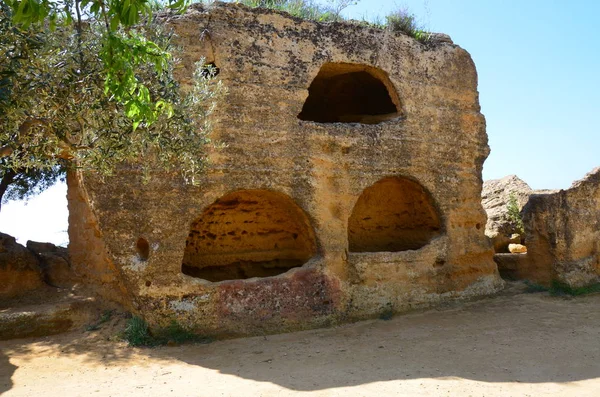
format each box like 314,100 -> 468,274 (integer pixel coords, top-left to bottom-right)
1,287 -> 600,397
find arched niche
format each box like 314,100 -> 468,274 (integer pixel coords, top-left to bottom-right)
182,190 -> 317,282
348,177 -> 442,252
298,62 -> 402,124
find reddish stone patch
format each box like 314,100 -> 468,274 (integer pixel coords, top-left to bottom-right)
217,269 -> 341,323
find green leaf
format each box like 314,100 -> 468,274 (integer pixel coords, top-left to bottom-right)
89,1 -> 100,15
109,16 -> 118,31
49,12 -> 56,30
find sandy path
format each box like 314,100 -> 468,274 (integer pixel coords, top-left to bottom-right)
2,290 -> 600,396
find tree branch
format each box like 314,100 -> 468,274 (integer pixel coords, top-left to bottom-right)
18,118 -> 50,135
0,146 -> 13,158
74,0 -> 85,68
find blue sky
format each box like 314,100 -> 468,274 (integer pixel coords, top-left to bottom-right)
1,0 -> 598,244
330,0 -> 599,190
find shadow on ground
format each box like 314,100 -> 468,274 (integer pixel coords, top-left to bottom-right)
0,349 -> 15,394
2,291 -> 600,393
162,292 -> 600,390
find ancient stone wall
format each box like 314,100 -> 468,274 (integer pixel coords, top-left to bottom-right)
519,168 -> 600,287
68,2 -> 502,337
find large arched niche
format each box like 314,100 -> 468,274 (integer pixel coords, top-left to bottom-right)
298,62 -> 402,124
182,190 -> 317,282
348,177 -> 442,253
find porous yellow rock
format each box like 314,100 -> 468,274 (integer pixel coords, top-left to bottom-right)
67,2 -> 502,337
522,168 -> 600,287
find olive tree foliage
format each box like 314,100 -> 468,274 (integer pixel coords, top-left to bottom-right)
5,0 -> 191,126
0,0 -> 224,210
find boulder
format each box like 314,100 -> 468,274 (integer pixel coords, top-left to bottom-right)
39,250 -> 76,288
26,240 -> 58,254
508,244 -> 527,254
482,175 -> 533,252
26,240 -> 77,288
0,233 -> 44,299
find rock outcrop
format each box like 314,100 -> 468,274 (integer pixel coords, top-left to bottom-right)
0,292 -> 98,340
482,175 -> 532,252
27,240 -> 76,288
0,233 -> 44,299
520,168 -> 600,287
67,2 -> 502,337
488,168 -> 600,287
0,234 -> 78,300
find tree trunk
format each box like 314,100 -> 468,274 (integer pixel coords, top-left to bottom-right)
0,169 -> 16,213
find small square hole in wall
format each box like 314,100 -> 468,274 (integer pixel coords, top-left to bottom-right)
136,237 -> 150,261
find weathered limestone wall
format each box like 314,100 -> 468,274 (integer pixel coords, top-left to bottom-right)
67,171 -> 132,307
519,168 -> 600,287
68,2 -> 502,337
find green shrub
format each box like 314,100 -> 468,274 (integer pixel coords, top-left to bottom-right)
233,0 -> 343,22
218,1 -> 433,42
123,316 -> 212,347
523,280 -> 548,293
378,302 -> 394,320
550,280 -> 600,296
385,8 -> 430,42
506,193 -> 525,235
154,321 -> 213,345
86,310 -> 115,332
124,316 -> 156,347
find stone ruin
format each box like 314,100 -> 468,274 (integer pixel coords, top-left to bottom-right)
0,234 -> 73,299
487,168 -> 600,288
62,3 -> 505,336
2,3 -> 598,340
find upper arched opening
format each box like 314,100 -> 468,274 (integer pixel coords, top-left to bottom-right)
182,190 -> 317,282
348,177 -> 442,252
298,63 -> 402,124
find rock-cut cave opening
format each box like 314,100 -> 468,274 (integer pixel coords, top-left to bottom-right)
348,177 -> 442,252
182,190 -> 317,282
298,62 -> 402,124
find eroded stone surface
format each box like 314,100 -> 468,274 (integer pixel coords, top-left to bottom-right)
482,175 -> 532,252
67,2 -> 502,337
0,233 -> 44,299
521,168 -> 600,287
0,295 -> 96,340
25,240 -> 76,288
0,232 -> 84,302
348,177 -> 441,252
182,189 -> 317,282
